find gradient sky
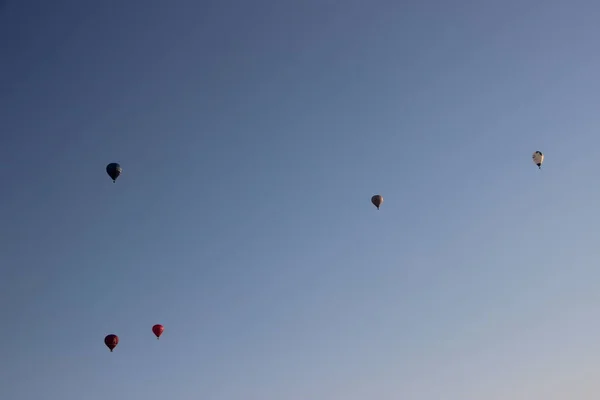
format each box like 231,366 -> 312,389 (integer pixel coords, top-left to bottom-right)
2,1 -> 600,399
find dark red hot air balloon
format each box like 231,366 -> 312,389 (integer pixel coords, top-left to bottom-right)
104,334 -> 119,352
371,195 -> 383,210
152,324 -> 164,339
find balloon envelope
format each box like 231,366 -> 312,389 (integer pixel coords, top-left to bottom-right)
152,324 -> 164,339
532,151 -> 544,169
371,195 -> 383,210
104,334 -> 119,352
106,163 -> 122,182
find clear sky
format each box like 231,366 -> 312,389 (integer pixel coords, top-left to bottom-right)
2,0 -> 600,399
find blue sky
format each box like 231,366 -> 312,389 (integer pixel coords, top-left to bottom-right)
2,0 -> 600,399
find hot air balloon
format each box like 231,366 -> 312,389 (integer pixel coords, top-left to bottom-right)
106,163 -> 122,182
104,334 -> 119,352
532,151 -> 544,169
371,195 -> 383,210
152,324 -> 164,340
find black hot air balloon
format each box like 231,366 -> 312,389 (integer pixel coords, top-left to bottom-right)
371,195 -> 383,210
106,163 -> 122,183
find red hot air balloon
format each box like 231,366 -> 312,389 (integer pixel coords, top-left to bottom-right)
152,324 -> 164,339
104,334 -> 119,352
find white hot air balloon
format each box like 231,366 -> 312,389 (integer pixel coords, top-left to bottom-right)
532,151 -> 544,169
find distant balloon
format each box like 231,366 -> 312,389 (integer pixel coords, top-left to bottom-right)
371,195 -> 383,210
104,334 -> 119,352
152,324 -> 164,340
106,163 -> 122,182
532,151 -> 544,169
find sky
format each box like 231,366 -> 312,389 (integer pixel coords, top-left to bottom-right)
2,0 -> 600,399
